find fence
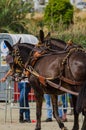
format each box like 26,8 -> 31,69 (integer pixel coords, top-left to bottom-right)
0,78 -> 83,124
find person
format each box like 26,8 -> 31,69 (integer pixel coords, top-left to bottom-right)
44,94 -> 63,122
61,94 -> 68,122
0,69 -> 12,82
0,69 -> 31,123
18,70 -> 31,123
44,94 -> 52,122
68,94 -> 73,115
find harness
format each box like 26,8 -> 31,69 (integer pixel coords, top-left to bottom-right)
59,47 -> 85,86
9,44 -> 86,96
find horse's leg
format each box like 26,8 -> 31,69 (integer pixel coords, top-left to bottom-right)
81,116 -> 86,130
30,77 -> 43,130
35,94 -> 43,130
51,95 -> 68,130
72,95 -> 79,130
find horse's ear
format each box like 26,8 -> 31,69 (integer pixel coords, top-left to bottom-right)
17,37 -> 21,44
4,41 -> 13,52
67,39 -> 73,46
39,30 -> 44,43
45,32 -> 51,39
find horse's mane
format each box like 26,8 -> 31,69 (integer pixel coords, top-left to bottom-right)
51,38 -> 66,45
13,42 -> 35,48
49,38 -> 66,51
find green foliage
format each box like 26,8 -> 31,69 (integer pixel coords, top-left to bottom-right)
44,0 -> 74,31
0,0 -> 33,33
51,22 -> 86,48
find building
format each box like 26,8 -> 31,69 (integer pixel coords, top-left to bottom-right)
70,0 -> 83,5
33,0 -> 48,12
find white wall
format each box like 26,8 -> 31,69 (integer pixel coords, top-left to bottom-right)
33,0 -> 39,11
70,0 -> 82,5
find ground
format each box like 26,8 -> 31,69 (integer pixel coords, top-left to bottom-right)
0,102 -> 83,130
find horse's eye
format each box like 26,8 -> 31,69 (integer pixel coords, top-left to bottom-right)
9,52 -> 12,55
12,54 -> 14,56
10,63 -> 13,67
11,52 -> 15,57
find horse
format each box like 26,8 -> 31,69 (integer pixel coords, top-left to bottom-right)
39,30 -> 66,51
5,34 -> 86,130
76,81 -> 86,130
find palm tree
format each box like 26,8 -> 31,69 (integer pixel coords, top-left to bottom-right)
0,0 -> 33,33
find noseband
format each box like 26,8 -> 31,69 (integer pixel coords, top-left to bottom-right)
9,44 -> 86,87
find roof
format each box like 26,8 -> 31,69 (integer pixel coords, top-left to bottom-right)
0,33 -> 39,45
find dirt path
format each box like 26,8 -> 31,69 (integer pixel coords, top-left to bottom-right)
0,102 -> 83,130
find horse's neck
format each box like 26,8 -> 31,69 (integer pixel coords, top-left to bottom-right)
50,39 -> 66,51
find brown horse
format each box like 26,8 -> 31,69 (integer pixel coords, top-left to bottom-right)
5,34 -> 86,130
76,81 -> 86,130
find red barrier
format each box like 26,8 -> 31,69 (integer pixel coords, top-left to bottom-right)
14,82 -> 36,102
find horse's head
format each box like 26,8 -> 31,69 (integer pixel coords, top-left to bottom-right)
5,38 -> 34,77
39,29 -> 51,45
39,30 -> 66,51
5,39 -> 23,76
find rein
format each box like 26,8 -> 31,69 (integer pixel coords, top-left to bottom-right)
59,76 -> 82,85
12,44 -> 85,96
46,80 -> 78,96
25,66 -> 79,96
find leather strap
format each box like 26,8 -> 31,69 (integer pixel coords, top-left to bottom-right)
46,80 -> 78,96
60,76 -> 83,85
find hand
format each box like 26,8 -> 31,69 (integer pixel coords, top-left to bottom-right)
0,77 -> 6,82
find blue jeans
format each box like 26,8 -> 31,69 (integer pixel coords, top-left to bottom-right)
18,82 -> 31,120
58,95 -> 63,118
44,94 -> 63,119
62,94 -> 68,114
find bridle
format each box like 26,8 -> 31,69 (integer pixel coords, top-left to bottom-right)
10,44 -> 85,86
6,43 -> 86,96
13,47 -> 24,68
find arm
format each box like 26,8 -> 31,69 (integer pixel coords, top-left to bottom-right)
0,69 -> 12,82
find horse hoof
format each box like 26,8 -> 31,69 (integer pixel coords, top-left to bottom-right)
35,128 -> 41,130
62,127 -> 68,130
72,126 -> 79,130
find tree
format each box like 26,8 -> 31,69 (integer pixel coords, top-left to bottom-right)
44,0 -> 74,30
0,0 -> 33,33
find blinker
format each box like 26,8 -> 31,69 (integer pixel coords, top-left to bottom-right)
6,55 -> 13,64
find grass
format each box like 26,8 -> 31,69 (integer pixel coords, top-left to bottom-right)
27,10 -> 86,47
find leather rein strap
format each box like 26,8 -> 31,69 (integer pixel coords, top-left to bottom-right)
25,67 -> 79,96
59,76 -> 82,85
46,80 -> 78,96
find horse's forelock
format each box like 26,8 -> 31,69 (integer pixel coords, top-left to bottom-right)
15,43 -> 34,64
